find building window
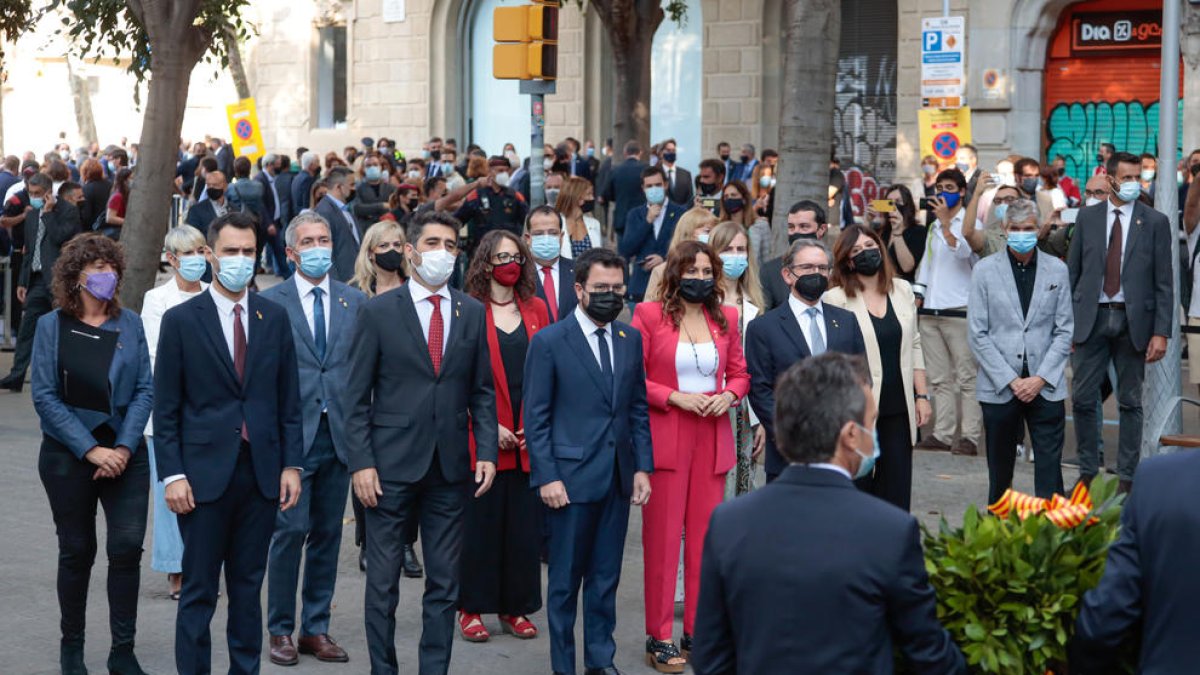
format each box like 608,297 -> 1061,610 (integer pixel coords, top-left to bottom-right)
317,24 -> 347,129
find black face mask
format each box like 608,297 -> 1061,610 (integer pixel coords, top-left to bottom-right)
347,189 -> 357,202
698,182 -> 717,196
678,278 -> 715,303
723,198 -> 745,214
1055,167 -> 1066,177
1096,153 -> 1104,164
374,250 -> 406,273
430,149 -> 442,161
662,152 -> 677,164
207,187 -> 225,201
719,153 -> 730,162
851,248 -> 883,276
788,232 -> 819,245
1020,177 -> 1039,195
406,198 -> 420,210
741,154 -> 752,164
793,273 -> 828,302
583,291 -> 624,324
581,199 -> 596,213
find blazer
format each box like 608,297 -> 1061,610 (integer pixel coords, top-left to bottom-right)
1073,451 -> 1200,674
215,143 -> 234,179
631,303 -> 750,473
153,291 -> 304,502
560,213 -> 603,259
261,277 -> 367,463
141,279 -> 209,435
315,195 -> 362,283
524,313 -> 656,503
745,300 -> 867,477
604,158 -> 648,235
291,170 -> 317,211
342,285 -> 499,484
968,250 -> 1074,404
253,171 -> 279,226
184,198 -> 224,238
693,465 -> 966,675
275,170 -> 296,225
663,165 -> 694,206
619,201 -> 686,300
18,201 -> 81,287
534,256 -> 578,322
824,280 -> 925,443
469,296 -> 550,472
1067,199 -> 1173,351
31,309 -> 154,458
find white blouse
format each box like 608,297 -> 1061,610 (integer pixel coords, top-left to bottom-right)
676,341 -> 718,394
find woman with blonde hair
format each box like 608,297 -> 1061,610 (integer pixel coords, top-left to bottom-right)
352,219 -> 408,297
644,207 -> 719,302
553,175 -> 602,258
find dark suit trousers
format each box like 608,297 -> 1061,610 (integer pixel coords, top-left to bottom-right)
8,272 -> 51,379
267,415 -> 348,637
364,456 -> 464,675
1071,306 -> 1145,481
545,475 -> 630,675
982,396 -> 1065,504
854,413 -> 914,511
459,469 -> 542,616
176,445 -> 277,675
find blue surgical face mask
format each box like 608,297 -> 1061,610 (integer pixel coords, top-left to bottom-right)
722,254 -> 748,279
177,254 -> 207,283
298,246 -> 333,278
645,186 -> 666,205
216,255 -> 255,292
1140,169 -> 1156,182
696,233 -> 710,244
1007,231 -> 1038,254
29,197 -> 44,209
364,166 -> 382,181
530,234 -> 561,261
937,191 -> 961,209
1116,180 -> 1141,203
992,203 -> 1008,222
853,423 -> 880,480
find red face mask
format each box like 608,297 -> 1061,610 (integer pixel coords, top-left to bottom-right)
492,261 -> 522,287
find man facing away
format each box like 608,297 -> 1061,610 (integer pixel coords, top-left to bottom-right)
692,353 -> 965,675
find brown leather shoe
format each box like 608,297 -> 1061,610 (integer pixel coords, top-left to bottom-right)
915,435 -> 952,451
269,635 -> 299,666
299,634 -> 349,663
950,439 -> 978,456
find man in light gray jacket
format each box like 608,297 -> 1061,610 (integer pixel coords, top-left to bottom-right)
968,199 -> 1073,504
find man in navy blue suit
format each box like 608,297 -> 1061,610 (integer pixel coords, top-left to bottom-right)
524,247 -> 654,675
526,205 -> 578,323
618,165 -> 686,303
693,354 -> 965,675
154,211 -> 304,675
1072,451 -> 1200,672
602,140 -> 648,240
745,238 -> 867,482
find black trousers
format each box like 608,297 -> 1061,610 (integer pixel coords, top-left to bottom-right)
9,273 -> 50,379
855,413 -> 913,511
982,396 -> 1066,504
38,427 -> 149,648
459,469 -> 542,616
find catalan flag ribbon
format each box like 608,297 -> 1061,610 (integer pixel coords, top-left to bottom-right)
987,482 -> 1097,529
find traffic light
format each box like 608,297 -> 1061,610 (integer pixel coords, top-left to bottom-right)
492,0 -> 559,80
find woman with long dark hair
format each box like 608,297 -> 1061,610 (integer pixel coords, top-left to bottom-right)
103,168 -> 133,239
866,183 -> 926,282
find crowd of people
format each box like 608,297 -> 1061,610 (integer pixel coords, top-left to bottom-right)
4,130 -> 1199,674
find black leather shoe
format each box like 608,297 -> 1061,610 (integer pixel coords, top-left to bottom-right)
61,641 -> 87,675
0,373 -> 23,392
107,646 -> 148,675
402,544 -> 423,578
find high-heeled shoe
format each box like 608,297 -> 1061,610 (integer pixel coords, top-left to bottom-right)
106,645 -> 148,675
60,641 -> 87,675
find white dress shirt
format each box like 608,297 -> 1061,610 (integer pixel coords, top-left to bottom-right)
651,201 -> 669,239
409,280 -> 453,356
294,273 -> 331,339
913,209 -> 975,309
212,199 -> 228,218
327,194 -> 361,245
805,462 -> 852,480
1099,198 -> 1136,303
788,295 -> 827,354
573,305 -> 615,370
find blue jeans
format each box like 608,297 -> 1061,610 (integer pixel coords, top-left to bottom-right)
146,436 -> 183,574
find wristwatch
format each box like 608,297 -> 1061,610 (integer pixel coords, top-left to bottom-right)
915,394 -> 931,401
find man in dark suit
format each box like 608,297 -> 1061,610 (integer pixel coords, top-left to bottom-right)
602,140 -> 647,240
154,212 -> 304,675
1073,451 -> 1200,672
1068,151 -> 1173,492
693,354 -> 965,675
619,165 -> 686,303
184,170 -> 230,238
0,173 -> 80,392
274,155 -> 296,226
745,238 -> 866,482
262,212 -> 367,666
344,210 -> 498,675
526,205 -> 578,322
255,153 -> 291,279
292,151 -> 321,212
658,138 -> 693,206
758,200 -> 829,311
315,167 -> 362,283
213,138 -> 235,180
524,247 -> 654,675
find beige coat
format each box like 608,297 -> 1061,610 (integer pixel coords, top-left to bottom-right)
823,279 -> 924,444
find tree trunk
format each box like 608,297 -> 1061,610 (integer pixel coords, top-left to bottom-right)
221,20 -> 251,100
593,0 -> 663,152
771,0 -> 840,257
67,58 -> 99,149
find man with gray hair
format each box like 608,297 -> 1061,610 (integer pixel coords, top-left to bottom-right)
292,151 -> 322,211
968,198 -> 1073,503
261,211 -> 367,665
693,353 -> 965,675
745,237 -> 866,482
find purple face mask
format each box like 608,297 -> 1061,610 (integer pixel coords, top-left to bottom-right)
83,271 -> 119,301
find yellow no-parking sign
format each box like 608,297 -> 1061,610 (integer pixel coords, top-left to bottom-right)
226,98 -> 265,161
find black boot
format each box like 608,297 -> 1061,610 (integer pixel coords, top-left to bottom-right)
61,641 -> 87,675
402,544 -> 424,578
0,373 -> 23,393
106,645 -> 147,675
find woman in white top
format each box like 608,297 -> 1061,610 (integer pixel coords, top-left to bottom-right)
140,225 -> 209,599
554,176 -> 602,258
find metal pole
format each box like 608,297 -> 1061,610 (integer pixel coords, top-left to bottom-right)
520,79 -> 556,208
1144,0 -> 1182,458
943,0 -> 949,17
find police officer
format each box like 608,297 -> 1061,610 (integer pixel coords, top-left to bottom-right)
454,156 -> 528,259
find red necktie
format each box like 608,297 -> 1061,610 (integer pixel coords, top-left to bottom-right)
428,296 -> 444,374
542,266 -> 558,321
233,304 -> 249,441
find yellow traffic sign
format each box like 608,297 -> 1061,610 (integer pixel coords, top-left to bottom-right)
226,98 -> 266,162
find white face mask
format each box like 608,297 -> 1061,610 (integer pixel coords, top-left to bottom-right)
413,248 -> 456,287
495,172 -> 511,187
543,158 -> 554,171
1085,196 -> 1104,207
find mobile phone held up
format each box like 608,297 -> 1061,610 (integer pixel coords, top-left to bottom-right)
871,199 -> 896,213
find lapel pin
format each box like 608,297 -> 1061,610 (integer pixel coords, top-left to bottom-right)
831,319 -> 839,329
618,330 -> 626,338
339,297 -> 348,308
116,342 -> 123,350
256,310 -> 263,321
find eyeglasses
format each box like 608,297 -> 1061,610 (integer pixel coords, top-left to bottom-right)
492,252 -> 524,265
993,195 -> 1019,205
788,264 -> 831,275
586,284 -> 626,295
1084,189 -> 1109,198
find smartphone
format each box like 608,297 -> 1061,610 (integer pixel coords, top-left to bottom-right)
919,197 -> 933,210
1060,208 -> 1079,224
699,195 -> 720,215
871,199 -> 896,213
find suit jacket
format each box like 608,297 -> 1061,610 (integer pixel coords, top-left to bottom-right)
631,303 -> 750,473
215,144 -> 234,179
316,195 -> 361,283
534,256 -> 578,322
275,170 -> 296,225
568,156 -> 592,182
968,250 -> 1074,404
342,285 -> 499,484
254,171 -> 279,227
523,313 -> 655,503
693,465 -> 966,675
291,170 -> 317,211
153,291 -> 304,502
663,165 -> 694,206
1073,451 -> 1200,673
744,300 -> 866,477
19,201 -> 81,286
824,280 -> 926,444
604,158 -> 648,235
758,255 -> 792,311
1067,199 -> 1173,351
619,201 -> 686,301
184,198 -> 224,238
261,277 -> 367,463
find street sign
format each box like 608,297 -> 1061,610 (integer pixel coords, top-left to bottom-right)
918,107 -> 973,169
226,98 -> 265,161
921,16 -> 965,109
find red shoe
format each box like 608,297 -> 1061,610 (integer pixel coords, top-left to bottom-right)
499,614 -> 538,639
458,612 -> 490,642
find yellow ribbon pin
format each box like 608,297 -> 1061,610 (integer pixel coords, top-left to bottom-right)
618,330 -> 626,338
256,310 -> 263,320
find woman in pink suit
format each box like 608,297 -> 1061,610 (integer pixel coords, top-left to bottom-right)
631,239 -> 751,672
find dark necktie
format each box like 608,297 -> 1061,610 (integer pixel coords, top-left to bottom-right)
596,327 -> 613,386
428,296 -> 444,374
233,304 -> 248,441
1103,210 -> 1123,298
542,267 -> 558,321
312,287 -> 327,361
